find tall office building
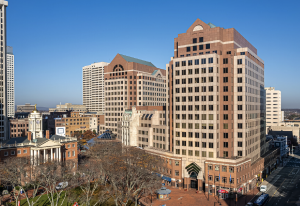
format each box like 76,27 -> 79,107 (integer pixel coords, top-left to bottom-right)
83,62 -> 109,113
265,87 -> 282,132
0,0 -> 8,140
7,46 -> 14,118
166,19 -> 267,192
104,54 -> 166,134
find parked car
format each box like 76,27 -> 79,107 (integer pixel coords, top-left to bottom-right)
56,182 -> 68,190
260,185 -> 267,192
246,202 -> 253,206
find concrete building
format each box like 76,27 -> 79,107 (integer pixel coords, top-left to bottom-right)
0,0 -> 8,140
9,118 -> 29,138
49,103 -> 87,113
104,54 -> 166,133
165,19 -> 269,194
121,106 -> 167,148
265,87 -> 282,132
83,62 -> 109,113
17,103 -> 35,113
7,46 -> 14,118
55,111 -> 105,137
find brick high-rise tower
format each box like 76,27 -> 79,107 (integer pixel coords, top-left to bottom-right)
166,19 -> 267,192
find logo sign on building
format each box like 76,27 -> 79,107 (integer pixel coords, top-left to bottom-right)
56,127 -> 65,137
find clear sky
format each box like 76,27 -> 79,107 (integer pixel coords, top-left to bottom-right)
7,0 -> 300,108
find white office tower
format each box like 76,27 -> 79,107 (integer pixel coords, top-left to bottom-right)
7,46 -> 14,118
82,62 -> 109,113
0,1 -> 8,140
265,87 -> 282,133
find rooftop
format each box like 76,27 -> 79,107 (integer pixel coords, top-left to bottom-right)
120,54 -> 156,68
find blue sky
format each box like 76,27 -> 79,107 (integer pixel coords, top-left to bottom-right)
8,0 -> 300,108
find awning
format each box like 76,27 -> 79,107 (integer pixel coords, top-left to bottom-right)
154,173 -> 161,177
238,188 -> 243,192
162,176 -> 172,182
218,190 -> 228,194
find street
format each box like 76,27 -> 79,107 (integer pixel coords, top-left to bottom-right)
251,150 -> 300,206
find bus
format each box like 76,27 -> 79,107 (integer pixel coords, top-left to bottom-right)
254,193 -> 269,206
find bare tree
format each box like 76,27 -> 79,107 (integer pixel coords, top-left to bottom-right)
86,141 -> 162,206
0,157 -> 29,206
37,160 -> 74,206
75,160 -> 109,206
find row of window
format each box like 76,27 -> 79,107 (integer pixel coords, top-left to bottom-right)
174,105 -> 243,111
186,44 -> 210,52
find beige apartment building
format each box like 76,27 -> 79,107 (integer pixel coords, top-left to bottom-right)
83,62 -> 109,113
49,103 -> 87,113
104,54 -> 166,133
265,87 -> 283,133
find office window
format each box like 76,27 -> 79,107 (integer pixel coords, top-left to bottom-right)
237,77 -> 242,83
238,114 -> 243,119
199,45 -> 203,50
209,143 -> 213,148
188,60 -> 193,66
238,87 -> 242,92
208,86 -> 213,92
238,105 -> 243,110
238,96 -> 242,101
186,47 -> 191,52
223,114 -> 228,120
175,62 -> 180,67
223,105 -> 228,110
223,77 -> 228,83
206,44 -> 210,49
222,166 -> 227,172
237,68 -> 242,74
223,86 -> 228,92
199,37 -> 203,42
238,123 -> 243,129
238,132 -> 243,138
223,67 -> 228,73
193,38 -> 197,43
238,151 -> 243,156
195,59 -> 199,65
223,133 -> 228,138
237,59 -> 242,65
238,142 -> 243,147
201,58 -> 206,64
208,58 -> 213,64
224,142 -> 228,148
182,61 -> 186,66
202,142 -> 206,148
193,46 -> 197,51
223,58 -> 228,64
223,96 -> 228,101
209,67 -> 213,73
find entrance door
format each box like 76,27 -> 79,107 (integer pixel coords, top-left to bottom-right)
191,180 -> 198,189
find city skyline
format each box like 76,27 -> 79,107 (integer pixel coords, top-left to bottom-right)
7,0 -> 300,108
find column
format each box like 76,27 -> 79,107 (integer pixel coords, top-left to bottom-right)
58,147 -> 61,161
44,149 -> 46,163
31,149 -> 33,165
198,179 -> 203,192
56,148 -> 58,161
37,150 -> 40,165
51,148 -> 53,161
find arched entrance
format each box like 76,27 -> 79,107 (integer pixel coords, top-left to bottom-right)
185,162 -> 201,189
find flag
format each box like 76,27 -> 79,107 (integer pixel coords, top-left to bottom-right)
230,174 -> 231,183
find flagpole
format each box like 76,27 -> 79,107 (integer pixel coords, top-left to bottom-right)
218,172 -> 220,203
230,174 -> 231,206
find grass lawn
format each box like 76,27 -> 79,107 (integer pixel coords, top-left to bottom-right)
8,192 -> 134,206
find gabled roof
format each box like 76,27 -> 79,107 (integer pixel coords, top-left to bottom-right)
119,54 -> 156,68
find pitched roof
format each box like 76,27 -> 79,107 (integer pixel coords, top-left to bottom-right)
119,54 -> 156,67
207,22 -> 217,28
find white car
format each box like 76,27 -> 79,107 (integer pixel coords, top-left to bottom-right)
56,182 -> 68,190
246,202 -> 253,206
260,185 -> 267,192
